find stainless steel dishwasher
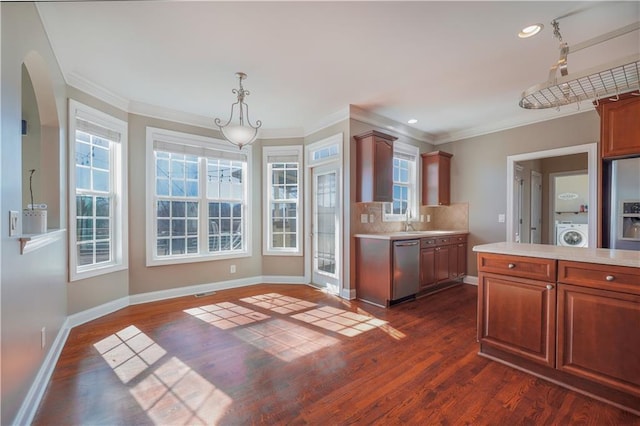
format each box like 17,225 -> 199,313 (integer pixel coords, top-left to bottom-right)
392,239 -> 420,301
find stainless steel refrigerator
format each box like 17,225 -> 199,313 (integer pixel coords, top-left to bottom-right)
607,157 -> 640,251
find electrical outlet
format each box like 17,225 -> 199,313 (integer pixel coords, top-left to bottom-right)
41,327 -> 46,349
369,214 -> 375,223
230,264 -> 236,274
420,214 -> 424,222
360,214 -> 368,224
9,211 -> 19,236
426,214 -> 431,223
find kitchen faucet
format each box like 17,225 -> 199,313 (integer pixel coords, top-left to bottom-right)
404,209 -> 415,232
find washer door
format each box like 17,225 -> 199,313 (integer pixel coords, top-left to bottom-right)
560,229 -> 585,247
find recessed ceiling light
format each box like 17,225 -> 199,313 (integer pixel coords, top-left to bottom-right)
407,119 -> 418,124
518,23 -> 544,38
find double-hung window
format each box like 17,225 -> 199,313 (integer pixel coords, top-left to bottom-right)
383,141 -> 419,222
146,128 -> 251,266
69,100 -> 128,281
263,146 -> 302,255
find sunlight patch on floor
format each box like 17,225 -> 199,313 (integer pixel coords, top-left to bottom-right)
94,326 -> 232,425
184,302 -> 270,330
130,356 -> 232,425
232,318 -> 338,362
239,293 -> 318,314
292,306 -> 403,338
94,325 -> 167,384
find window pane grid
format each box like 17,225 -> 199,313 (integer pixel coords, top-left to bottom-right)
392,158 -> 411,215
156,200 -> 199,257
76,194 -> 113,267
75,129 -> 115,268
153,148 -> 247,259
75,130 -> 112,193
269,162 -> 299,251
155,151 -> 199,198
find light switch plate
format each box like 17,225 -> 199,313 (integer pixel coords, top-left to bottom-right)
9,211 -> 19,236
498,214 -> 506,223
360,214 -> 368,224
369,214 -> 375,223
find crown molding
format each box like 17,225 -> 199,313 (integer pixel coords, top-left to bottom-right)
67,72 -> 130,112
349,105 -> 435,144
431,104 -> 592,145
303,106 -> 349,137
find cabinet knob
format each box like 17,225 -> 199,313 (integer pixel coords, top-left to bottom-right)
546,284 -> 554,290
508,263 -> 516,269
605,275 -> 615,281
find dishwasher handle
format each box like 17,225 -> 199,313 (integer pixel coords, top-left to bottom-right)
394,240 -> 419,246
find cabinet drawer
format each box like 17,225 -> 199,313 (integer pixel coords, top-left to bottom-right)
558,261 -> 640,295
421,238 -> 437,248
451,234 -> 467,243
436,237 -> 451,245
478,253 -> 556,282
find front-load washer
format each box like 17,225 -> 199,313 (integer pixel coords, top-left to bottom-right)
556,223 -> 588,247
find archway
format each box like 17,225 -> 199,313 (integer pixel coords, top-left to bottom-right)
22,51 -> 61,229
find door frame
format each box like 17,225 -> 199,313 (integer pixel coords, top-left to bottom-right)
304,133 -> 346,296
530,170 -> 542,244
506,143 -> 597,248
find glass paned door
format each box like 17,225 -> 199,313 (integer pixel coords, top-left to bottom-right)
312,164 -> 340,293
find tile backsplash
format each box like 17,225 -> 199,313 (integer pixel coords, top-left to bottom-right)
353,202 -> 469,234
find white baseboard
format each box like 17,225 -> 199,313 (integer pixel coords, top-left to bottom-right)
128,275 -> 308,305
14,318 -> 71,426
464,275 -> 478,286
67,296 -> 130,328
260,275 -> 308,285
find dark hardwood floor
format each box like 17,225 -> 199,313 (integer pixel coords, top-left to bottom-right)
33,284 -> 640,425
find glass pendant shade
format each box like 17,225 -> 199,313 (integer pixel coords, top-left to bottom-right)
221,124 -> 258,147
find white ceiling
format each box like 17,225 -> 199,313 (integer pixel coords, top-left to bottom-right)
36,1 -> 640,144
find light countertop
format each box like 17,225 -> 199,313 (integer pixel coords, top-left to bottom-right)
354,230 -> 469,240
473,242 -> 640,269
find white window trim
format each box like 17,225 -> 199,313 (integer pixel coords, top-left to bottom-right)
263,145 -> 303,256
145,127 -> 252,267
68,99 -> 128,281
383,141 -> 419,222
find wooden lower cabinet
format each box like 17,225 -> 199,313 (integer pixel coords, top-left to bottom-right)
478,272 -> 556,367
557,282 -> 640,398
477,253 -> 640,414
420,234 -> 467,291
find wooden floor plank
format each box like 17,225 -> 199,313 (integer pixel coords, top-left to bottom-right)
32,284 -> 640,425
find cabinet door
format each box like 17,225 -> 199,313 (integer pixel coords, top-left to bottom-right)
420,248 -> 436,290
598,95 -> 640,159
354,131 -> 396,202
557,283 -> 640,397
478,273 -> 556,367
435,245 -> 450,283
421,151 -> 453,206
373,138 -> 394,202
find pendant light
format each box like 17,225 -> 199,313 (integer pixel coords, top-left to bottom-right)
214,72 -> 262,149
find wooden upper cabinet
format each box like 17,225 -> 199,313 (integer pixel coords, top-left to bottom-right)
422,151 -> 453,206
596,93 -> 640,159
354,130 -> 397,202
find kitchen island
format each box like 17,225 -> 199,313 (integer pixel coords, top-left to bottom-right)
473,242 -> 640,415
355,230 -> 469,307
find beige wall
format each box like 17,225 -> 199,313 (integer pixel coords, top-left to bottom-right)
440,111 -> 600,276
1,3 -> 68,424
